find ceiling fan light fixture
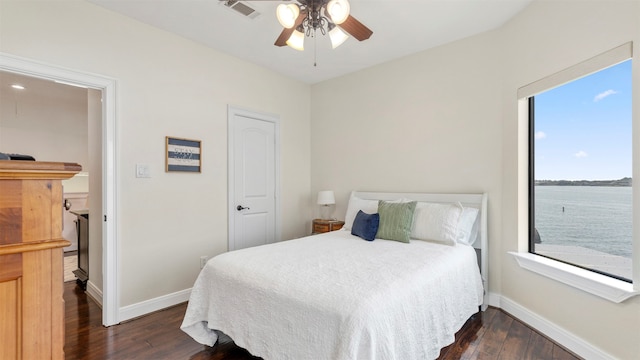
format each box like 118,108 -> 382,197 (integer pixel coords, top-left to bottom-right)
276,3 -> 300,29
286,27 -> 305,51
326,0 -> 350,25
272,0 -> 371,52
329,24 -> 348,49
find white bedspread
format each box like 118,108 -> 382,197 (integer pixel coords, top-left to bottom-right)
181,230 -> 484,360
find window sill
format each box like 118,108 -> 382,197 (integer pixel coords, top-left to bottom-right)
509,252 -> 638,303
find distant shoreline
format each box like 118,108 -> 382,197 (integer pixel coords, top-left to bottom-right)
535,177 -> 632,186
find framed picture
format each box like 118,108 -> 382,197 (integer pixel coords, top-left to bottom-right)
165,136 -> 201,172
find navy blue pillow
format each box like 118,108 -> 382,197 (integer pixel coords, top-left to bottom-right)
351,210 -> 380,241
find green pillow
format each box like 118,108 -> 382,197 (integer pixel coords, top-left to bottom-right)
376,200 -> 417,243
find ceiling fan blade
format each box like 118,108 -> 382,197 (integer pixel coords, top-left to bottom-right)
274,10 -> 307,47
338,15 -> 373,41
275,28 -> 295,47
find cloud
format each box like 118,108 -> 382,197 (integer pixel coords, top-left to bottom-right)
593,89 -> 618,102
534,131 -> 546,140
574,150 -> 588,158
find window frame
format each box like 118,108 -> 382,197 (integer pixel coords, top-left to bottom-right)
510,42 -> 639,303
527,87 -> 632,283
528,96 -> 536,255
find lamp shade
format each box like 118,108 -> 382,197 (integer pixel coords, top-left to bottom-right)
326,0 -> 350,25
286,28 -> 305,51
276,3 -> 300,29
317,190 -> 335,205
329,25 -> 349,49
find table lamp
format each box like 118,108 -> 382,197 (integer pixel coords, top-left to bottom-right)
317,190 -> 335,220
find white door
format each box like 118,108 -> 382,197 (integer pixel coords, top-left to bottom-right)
228,106 -> 279,251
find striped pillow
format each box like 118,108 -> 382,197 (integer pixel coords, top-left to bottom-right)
376,200 -> 417,243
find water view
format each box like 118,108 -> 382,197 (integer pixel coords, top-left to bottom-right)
535,186 -> 632,257
534,186 -> 632,280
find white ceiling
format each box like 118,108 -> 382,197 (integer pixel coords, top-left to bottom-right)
0,71 -> 87,104
89,0 -> 532,84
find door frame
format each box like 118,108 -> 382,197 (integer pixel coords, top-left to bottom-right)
0,52 -> 120,326
227,105 -> 281,251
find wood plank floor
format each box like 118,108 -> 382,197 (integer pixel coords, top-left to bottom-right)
64,282 -> 582,359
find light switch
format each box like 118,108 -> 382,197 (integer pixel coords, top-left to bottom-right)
136,164 -> 151,178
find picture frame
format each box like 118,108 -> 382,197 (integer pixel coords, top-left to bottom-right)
165,136 -> 201,173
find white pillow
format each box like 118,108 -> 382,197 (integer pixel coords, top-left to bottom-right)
410,202 -> 463,246
456,207 -> 480,245
343,193 -> 379,230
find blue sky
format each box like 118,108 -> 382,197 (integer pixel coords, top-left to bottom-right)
534,60 -> 632,181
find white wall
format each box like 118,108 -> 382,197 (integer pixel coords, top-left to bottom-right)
311,1 -> 640,359
0,0 -> 312,307
311,29 -> 504,295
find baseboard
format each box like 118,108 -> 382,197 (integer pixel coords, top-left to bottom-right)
487,291 -> 501,308
86,280 -> 103,308
119,288 -> 192,323
498,295 -> 615,360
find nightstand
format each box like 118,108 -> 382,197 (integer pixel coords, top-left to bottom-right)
312,219 -> 345,234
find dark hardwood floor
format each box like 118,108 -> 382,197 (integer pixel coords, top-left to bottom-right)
64,282 -> 582,359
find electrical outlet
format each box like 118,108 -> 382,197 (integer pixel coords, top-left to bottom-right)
200,256 -> 208,269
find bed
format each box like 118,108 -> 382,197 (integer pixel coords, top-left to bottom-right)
181,191 -> 488,360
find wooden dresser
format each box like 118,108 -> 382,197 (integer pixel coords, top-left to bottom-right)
0,160 -> 81,360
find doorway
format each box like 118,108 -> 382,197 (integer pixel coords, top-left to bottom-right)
0,53 -> 119,326
227,105 -> 281,251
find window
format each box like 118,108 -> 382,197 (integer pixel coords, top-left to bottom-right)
529,59 -> 632,282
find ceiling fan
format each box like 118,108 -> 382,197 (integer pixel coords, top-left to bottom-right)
222,0 -> 373,51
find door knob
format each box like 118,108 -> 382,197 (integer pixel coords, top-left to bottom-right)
237,205 -> 250,211
64,199 -> 72,211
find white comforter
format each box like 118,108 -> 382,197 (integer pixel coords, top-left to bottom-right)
181,230 -> 484,360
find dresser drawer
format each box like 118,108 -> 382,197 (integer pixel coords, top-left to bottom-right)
312,219 -> 345,234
